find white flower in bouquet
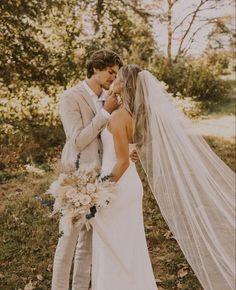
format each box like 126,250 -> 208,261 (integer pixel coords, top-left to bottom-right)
80,194 -> 92,206
80,187 -> 87,194
91,193 -> 99,199
47,165 -> 117,236
74,202 -> 81,207
66,188 -> 77,199
87,183 -> 97,193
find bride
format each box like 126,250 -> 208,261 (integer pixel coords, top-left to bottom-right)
91,64 -> 158,290
91,64 -> 235,290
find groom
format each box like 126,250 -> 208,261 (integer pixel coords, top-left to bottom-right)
51,49 -> 123,290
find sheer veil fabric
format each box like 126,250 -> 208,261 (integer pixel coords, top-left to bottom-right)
133,70 -> 235,290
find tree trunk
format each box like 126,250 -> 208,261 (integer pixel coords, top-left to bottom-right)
94,0 -> 104,33
167,0 -> 173,61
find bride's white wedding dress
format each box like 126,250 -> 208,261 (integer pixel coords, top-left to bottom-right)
92,127 -> 158,290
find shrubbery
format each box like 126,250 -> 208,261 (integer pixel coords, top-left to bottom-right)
152,57 -> 231,102
0,54 -> 232,178
0,84 -> 64,174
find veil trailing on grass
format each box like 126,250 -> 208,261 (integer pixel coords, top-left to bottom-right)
133,70 -> 235,290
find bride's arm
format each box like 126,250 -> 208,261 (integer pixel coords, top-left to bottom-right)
109,111 -> 130,182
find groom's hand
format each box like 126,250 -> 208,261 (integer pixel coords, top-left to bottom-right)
130,150 -> 139,163
104,91 -> 119,114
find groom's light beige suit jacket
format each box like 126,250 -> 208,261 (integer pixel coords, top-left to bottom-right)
59,82 -> 109,172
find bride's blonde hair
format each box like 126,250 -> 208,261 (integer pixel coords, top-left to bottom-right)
118,64 -> 148,147
118,64 -> 142,115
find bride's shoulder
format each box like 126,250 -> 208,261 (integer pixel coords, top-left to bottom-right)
109,107 -> 131,129
110,107 -> 131,121
109,108 -> 134,139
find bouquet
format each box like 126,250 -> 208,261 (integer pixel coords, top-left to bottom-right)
47,163 -> 116,236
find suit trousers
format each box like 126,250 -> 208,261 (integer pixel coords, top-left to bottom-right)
51,219 -> 92,290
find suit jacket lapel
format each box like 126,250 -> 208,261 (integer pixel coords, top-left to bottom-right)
75,83 -> 97,115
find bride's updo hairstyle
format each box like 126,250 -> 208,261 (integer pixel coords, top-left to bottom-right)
117,64 -> 142,115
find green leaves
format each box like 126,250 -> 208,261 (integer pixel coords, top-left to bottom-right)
0,0 -> 155,90
0,0 -> 83,88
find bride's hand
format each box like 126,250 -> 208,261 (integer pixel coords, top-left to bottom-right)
130,150 -> 139,163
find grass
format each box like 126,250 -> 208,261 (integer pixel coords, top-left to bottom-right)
0,87 -> 235,289
0,174 -> 58,290
0,135 -> 235,290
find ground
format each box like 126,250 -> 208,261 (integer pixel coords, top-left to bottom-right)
0,98 -> 235,290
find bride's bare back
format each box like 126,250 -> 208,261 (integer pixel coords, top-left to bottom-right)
108,107 -> 134,141
107,108 -> 134,182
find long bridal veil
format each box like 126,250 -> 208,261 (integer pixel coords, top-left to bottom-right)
133,70 -> 235,290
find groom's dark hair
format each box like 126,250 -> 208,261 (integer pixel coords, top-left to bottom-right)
86,49 -> 123,78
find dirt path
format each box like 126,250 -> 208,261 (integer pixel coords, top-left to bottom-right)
193,115 -> 235,140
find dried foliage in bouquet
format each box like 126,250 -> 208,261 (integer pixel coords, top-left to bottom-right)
47,162 -> 116,236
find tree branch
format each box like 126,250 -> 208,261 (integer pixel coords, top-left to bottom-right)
176,22 -> 211,59
170,0 -> 180,9
173,10 -> 196,33
176,0 -> 211,58
172,3 -> 216,34
119,0 -> 151,18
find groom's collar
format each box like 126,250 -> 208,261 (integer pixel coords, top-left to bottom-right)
83,80 -> 106,101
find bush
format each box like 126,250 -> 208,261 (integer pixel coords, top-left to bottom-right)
0,84 -> 65,171
0,55 -> 231,173
152,57 -> 231,102
0,122 -> 64,173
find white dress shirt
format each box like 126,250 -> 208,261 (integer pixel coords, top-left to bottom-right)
83,80 -> 110,118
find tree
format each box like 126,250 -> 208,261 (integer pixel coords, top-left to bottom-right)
77,0 -> 156,64
0,0 -> 83,91
0,0 -> 156,92
203,14 -> 235,74
144,0 -> 232,61
206,15 -> 235,51
0,0 -> 157,130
